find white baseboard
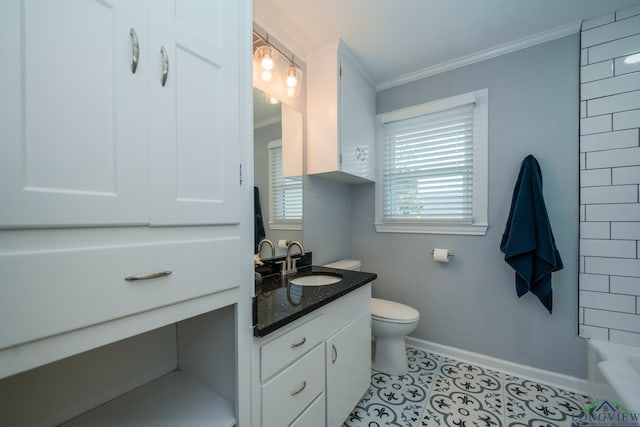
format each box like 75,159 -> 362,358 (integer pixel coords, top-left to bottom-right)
405,336 -> 588,396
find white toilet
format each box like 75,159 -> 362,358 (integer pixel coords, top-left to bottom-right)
324,259 -> 420,376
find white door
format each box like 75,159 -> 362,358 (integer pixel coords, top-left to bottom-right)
0,0 -> 149,227
149,0 -> 241,226
326,309 -> 372,426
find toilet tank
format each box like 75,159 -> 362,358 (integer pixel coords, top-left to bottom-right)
323,259 -> 361,271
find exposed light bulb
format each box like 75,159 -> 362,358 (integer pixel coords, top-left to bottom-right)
268,96 -> 280,105
624,53 -> 640,64
261,52 -> 274,71
286,74 -> 297,88
287,86 -> 296,97
261,69 -> 272,82
286,64 -> 299,87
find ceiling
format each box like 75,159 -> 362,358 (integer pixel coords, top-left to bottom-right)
254,0 -> 639,88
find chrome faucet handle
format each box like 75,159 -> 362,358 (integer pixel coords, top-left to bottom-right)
289,257 -> 298,275
282,241 -> 305,276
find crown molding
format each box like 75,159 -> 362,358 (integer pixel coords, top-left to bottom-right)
376,20 -> 581,91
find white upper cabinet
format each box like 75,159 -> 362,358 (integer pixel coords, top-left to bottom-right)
306,39 -> 376,183
0,0 -> 241,228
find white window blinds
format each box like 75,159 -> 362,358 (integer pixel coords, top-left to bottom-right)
269,144 -> 302,223
382,104 -> 475,222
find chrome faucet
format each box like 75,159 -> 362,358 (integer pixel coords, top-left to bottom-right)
282,240 -> 305,276
257,239 -> 275,259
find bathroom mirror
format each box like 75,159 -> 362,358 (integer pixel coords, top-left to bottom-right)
253,87 -> 303,257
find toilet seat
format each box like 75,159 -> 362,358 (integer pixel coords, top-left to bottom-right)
371,298 -> 419,324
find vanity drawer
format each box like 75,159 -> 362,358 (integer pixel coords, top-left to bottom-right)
0,237 -> 240,350
261,313 -> 326,381
290,392 -> 325,427
261,343 -> 325,427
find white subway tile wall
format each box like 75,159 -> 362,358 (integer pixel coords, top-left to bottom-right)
579,273 -> 610,292
610,275 -> 640,295
609,329 -> 640,345
580,61 -> 613,84
580,222 -> 610,239
613,110 -> 640,130
579,6 -> 640,343
580,169 -> 611,187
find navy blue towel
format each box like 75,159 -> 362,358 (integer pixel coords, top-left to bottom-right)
254,186 -> 266,253
500,155 -> 563,313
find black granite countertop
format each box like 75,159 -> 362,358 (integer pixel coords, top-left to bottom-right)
253,265 -> 377,337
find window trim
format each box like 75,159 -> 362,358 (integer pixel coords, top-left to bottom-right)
267,140 -> 302,231
375,89 -> 488,235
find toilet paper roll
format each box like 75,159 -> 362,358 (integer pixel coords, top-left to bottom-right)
433,248 -> 450,263
278,239 -> 290,249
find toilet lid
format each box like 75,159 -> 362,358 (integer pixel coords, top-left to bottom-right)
371,298 -> 419,323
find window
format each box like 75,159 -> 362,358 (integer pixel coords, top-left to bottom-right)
268,140 -> 302,229
375,89 -> 488,235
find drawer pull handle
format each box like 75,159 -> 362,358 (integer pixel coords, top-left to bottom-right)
290,381 -> 307,396
130,28 -> 139,74
160,46 -> 169,87
125,270 -> 172,281
290,337 -> 306,348
332,344 -> 338,364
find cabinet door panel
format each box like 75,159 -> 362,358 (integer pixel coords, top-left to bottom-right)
339,57 -> 376,181
0,0 -> 148,227
149,0 -> 240,225
326,309 -> 371,426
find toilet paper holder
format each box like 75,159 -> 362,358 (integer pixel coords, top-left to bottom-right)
431,249 -> 454,258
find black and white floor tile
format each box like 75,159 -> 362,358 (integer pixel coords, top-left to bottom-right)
344,347 -> 591,427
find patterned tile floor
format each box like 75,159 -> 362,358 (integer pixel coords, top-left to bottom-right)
344,347 -> 592,427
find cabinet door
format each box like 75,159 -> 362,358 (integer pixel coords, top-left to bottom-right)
0,0 -> 149,227
149,0 -> 241,225
326,309 -> 371,426
339,56 -> 376,181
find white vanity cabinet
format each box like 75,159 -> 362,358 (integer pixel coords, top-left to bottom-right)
253,284 -> 371,426
326,309 -> 372,426
0,0 -> 240,227
306,39 -> 376,183
0,0 -> 252,425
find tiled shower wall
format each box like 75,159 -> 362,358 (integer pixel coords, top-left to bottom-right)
579,6 -> 640,345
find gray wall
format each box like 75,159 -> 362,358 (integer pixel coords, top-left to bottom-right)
303,175 -> 353,265
349,35 -> 585,377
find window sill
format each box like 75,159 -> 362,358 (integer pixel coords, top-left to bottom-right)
374,223 -> 488,236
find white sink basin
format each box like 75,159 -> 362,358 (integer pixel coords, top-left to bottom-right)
289,274 -> 342,286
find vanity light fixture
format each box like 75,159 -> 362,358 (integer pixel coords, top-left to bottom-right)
253,30 -> 303,98
624,53 -> 640,65
254,44 -> 274,82
286,60 -> 303,97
